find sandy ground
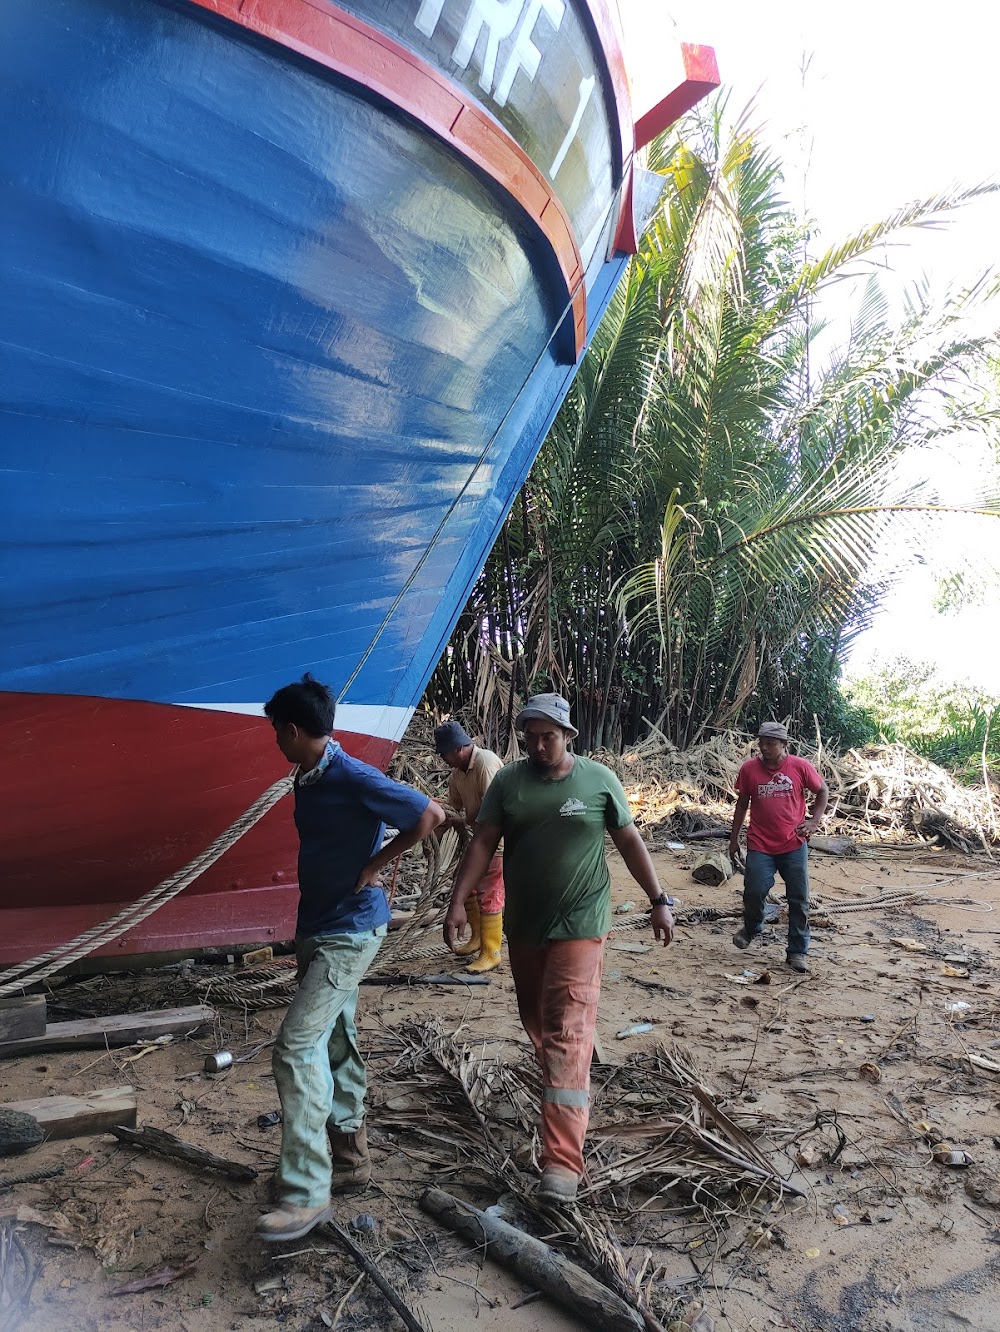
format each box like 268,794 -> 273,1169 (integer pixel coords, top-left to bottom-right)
2,840 -> 1000,1332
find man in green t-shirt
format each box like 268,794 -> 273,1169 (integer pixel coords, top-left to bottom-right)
444,693 -> 675,1203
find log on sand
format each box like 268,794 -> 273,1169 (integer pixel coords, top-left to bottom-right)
419,1187 -> 643,1332
809,834 -> 857,857
109,1124 -> 257,1181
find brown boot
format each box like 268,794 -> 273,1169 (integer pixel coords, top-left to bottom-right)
257,1201 -> 332,1242
327,1122 -> 371,1193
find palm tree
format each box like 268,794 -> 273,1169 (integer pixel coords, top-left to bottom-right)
426,99 -> 1000,752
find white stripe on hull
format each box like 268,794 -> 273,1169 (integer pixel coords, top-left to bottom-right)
178,701 -> 415,743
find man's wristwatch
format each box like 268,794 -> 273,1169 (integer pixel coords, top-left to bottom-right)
649,893 -> 673,908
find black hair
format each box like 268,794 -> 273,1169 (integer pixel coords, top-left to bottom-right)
263,673 -> 336,737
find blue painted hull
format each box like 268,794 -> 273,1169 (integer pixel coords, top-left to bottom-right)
0,0 -> 631,960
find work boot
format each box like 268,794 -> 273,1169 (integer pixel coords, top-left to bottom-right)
537,1165 -> 579,1203
257,1202 -> 331,1243
786,953 -> 810,973
328,1122 -> 371,1193
452,896 -> 482,957
464,910 -> 502,974
732,927 -> 754,949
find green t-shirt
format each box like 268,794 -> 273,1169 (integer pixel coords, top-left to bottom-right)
477,755 -> 633,946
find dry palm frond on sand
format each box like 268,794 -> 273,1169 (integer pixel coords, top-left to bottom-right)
378,1022 -> 801,1328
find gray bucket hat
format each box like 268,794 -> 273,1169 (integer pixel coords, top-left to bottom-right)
757,721 -> 789,741
514,692 -> 578,738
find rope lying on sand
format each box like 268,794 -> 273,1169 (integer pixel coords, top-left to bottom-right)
811,890 -> 992,916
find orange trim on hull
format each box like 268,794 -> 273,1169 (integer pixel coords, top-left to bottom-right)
633,44 -> 721,150
184,0 -> 588,358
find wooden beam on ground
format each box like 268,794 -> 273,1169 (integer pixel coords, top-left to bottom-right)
361,973 -> 489,987
0,997 -> 46,1043
591,1032 -> 610,1065
109,1124 -> 257,1181
0,1005 -> 215,1059
1,1086 -> 137,1140
420,1187 -> 644,1332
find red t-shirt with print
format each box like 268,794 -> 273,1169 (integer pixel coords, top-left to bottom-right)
735,755 -> 824,855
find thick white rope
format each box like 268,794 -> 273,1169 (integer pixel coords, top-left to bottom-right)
0,774 -> 295,998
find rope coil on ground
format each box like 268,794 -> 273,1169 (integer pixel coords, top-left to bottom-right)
0,774 -> 295,998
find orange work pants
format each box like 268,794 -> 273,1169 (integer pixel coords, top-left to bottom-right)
476,853 -> 505,914
507,936 -> 604,1177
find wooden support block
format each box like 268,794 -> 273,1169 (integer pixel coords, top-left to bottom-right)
0,1005 -> 215,1059
691,849 -> 732,886
240,947 -> 273,967
1,1086 -> 137,1140
0,997 -> 46,1043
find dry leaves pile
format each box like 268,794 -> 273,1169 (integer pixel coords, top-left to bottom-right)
392,712 -> 998,849
375,1021 -> 801,1329
592,728 -> 998,849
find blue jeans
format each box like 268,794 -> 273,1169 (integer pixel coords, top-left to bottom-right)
272,926 -> 386,1207
743,844 -> 810,957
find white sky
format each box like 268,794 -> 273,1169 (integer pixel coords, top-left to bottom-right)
619,0 -> 1000,692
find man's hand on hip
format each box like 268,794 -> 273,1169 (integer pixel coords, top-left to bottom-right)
651,903 -> 674,946
354,863 -> 382,893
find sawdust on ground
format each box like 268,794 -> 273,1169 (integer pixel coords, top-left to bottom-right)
2,841 -> 1000,1332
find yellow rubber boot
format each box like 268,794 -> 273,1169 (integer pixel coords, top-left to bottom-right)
465,911 -> 502,973
452,896 -> 481,957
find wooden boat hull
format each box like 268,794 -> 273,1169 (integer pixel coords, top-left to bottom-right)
0,0 -> 717,963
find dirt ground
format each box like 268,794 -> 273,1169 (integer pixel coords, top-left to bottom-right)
3,840 -> 1000,1332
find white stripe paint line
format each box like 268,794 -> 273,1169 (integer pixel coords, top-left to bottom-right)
177,702 -> 415,743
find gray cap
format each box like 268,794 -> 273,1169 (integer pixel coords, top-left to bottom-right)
434,719 -> 473,756
515,692 -> 578,738
757,721 -> 789,741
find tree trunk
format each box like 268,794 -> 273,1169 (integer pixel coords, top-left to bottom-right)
419,1188 -> 644,1332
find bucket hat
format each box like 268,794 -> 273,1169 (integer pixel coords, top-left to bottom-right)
756,721 -> 789,741
514,693 -> 578,738
434,719 -> 473,755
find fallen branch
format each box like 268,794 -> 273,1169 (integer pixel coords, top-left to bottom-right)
419,1187 -> 644,1332
109,1125 -> 257,1181
323,1219 -> 427,1332
109,1255 -> 198,1296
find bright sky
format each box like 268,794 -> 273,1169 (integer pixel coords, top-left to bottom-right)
620,0 -> 1000,692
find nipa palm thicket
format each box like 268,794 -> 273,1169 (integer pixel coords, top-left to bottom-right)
426,101 -> 1000,752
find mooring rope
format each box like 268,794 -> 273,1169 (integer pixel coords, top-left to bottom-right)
0,774 -> 296,998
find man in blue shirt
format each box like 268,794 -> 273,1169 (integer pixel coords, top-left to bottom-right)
257,676 -> 444,1242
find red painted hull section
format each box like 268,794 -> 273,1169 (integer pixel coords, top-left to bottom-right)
0,695 -> 394,964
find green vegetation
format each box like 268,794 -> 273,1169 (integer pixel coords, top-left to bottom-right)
427,99 -> 1000,753
846,657 -> 1000,779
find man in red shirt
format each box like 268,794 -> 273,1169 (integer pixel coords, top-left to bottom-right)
728,722 -> 829,973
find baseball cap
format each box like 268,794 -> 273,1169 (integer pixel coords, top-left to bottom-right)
757,721 -> 789,741
434,719 -> 473,755
514,692 -> 578,738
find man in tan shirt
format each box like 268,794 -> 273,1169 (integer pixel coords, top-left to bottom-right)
434,720 -> 505,972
